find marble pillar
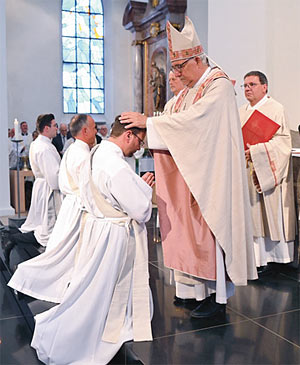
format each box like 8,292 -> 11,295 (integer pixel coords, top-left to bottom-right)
132,42 -> 143,113
0,0 -> 15,216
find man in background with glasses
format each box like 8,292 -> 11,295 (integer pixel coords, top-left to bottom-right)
121,17 -> 257,319
240,71 -> 296,275
52,122 -> 69,157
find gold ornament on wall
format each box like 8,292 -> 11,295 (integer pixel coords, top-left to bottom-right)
152,0 -> 159,7
149,22 -> 160,38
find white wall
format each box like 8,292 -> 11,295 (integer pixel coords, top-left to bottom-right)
265,0 -> 300,129
5,0 -> 132,131
103,0 -> 133,124
6,0 -> 62,131
0,0 -> 14,215
187,0 -> 208,53
208,0 -> 300,130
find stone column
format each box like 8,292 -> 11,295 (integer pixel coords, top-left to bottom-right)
0,0 -> 15,216
132,41 -> 143,113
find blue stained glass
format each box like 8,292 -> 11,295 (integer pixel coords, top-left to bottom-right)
90,0 -> 103,14
77,38 -> 90,63
91,89 -> 104,114
91,39 -> 103,64
91,15 -> 103,39
63,63 -> 77,88
76,0 -> 89,13
91,65 -> 103,88
78,64 -> 90,88
62,37 -> 76,62
64,88 -> 77,113
62,11 -> 75,37
62,0 -> 75,11
77,13 -> 90,38
78,89 -> 91,113
62,0 -> 104,114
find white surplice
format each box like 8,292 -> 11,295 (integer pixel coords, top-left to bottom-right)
8,138 -> 18,169
240,96 -> 296,266
20,135 -> 62,246
47,139 -> 90,251
20,133 -> 33,157
31,140 -> 153,365
8,139 -> 90,303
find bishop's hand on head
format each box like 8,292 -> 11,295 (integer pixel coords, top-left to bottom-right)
119,112 -> 147,129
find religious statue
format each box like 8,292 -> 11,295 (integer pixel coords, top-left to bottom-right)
150,61 -> 166,112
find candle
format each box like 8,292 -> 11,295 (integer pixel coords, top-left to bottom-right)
14,118 -> 20,140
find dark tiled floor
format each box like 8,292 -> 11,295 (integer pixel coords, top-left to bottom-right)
0,273 -> 42,365
0,214 -> 299,364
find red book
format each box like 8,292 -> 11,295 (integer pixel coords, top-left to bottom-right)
242,109 -> 280,150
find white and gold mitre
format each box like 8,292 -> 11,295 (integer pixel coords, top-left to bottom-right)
167,16 -> 204,62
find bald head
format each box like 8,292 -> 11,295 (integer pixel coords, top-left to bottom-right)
60,123 -> 68,137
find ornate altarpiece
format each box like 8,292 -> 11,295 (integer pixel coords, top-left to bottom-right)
123,0 -> 187,116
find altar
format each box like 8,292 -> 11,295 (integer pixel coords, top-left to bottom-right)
10,169 -> 34,214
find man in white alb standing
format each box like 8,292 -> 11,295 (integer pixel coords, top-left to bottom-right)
7,114 -> 62,253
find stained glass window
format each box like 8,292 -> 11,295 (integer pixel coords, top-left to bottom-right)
62,0 -> 104,114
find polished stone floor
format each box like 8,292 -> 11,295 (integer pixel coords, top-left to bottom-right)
0,214 -> 299,364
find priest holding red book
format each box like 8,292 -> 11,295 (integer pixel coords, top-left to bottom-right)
240,71 -> 296,274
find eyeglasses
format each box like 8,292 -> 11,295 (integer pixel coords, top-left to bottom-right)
132,132 -> 145,147
241,82 -> 261,89
171,57 -> 194,72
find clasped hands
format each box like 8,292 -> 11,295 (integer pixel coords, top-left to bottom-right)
142,172 -> 155,188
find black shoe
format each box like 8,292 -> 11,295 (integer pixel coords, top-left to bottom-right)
173,296 -> 201,309
174,295 -> 196,304
257,265 -> 273,276
190,295 -> 226,319
3,240 -> 15,263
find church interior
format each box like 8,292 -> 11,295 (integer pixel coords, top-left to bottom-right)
0,0 -> 300,364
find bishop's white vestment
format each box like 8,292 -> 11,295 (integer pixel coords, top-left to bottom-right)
8,139 -> 90,302
31,140 -> 153,365
20,135 -> 62,246
147,67 -> 257,303
239,96 -> 296,266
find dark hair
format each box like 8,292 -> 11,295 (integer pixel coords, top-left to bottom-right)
244,71 -> 268,91
298,125 -> 300,134
20,121 -> 27,126
110,115 -> 146,137
32,130 -> 38,138
70,114 -> 88,137
36,114 -> 55,133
